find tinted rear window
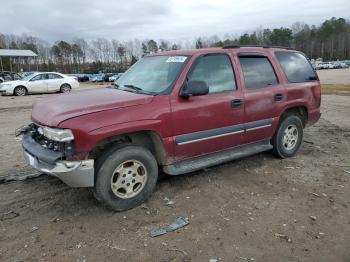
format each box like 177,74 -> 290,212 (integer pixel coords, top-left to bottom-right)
275,51 -> 317,83
239,57 -> 278,89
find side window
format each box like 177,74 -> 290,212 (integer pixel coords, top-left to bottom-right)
48,73 -> 63,79
14,74 -> 22,80
31,74 -> 46,81
4,74 -> 12,81
275,51 -> 317,82
188,54 -> 236,93
239,56 -> 278,89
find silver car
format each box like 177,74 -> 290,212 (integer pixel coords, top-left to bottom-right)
0,72 -> 79,96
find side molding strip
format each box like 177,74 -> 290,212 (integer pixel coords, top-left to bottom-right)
175,118 -> 273,145
177,130 -> 244,145
245,119 -> 273,132
175,124 -> 245,145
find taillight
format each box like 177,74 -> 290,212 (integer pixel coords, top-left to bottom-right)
312,84 -> 321,107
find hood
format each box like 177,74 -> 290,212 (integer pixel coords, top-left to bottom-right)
1,80 -> 24,87
31,88 -> 154,126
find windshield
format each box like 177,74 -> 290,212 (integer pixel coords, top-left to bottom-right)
22,74 -> 36,81
114,55 -> 188,94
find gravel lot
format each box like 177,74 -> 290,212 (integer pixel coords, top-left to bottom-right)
0,77 -> 349,261
317,68 -> 350,85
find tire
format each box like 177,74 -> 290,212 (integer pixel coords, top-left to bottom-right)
14,86 -> 27,96
60,84 -> 71,93
94,144 -> 158,211
271,114 -> 303,158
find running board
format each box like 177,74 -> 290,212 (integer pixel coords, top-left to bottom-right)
163,140 -> 273,175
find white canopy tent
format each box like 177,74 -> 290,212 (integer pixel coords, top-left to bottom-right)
0,49 -> 38,72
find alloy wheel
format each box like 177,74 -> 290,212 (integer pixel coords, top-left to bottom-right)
110,160 -> 148,199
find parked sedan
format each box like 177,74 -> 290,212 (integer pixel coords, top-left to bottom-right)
108,73 -> 122,82
0,72 -> 79,96
334,62 -> 349,69
90,74 -> 105,82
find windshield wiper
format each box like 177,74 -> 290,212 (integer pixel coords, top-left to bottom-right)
123,84 -> 143,92
122,84 -> 156,95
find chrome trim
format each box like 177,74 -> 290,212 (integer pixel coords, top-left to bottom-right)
177,130 -> 244,145
245,124 -> 272,132
23,151 -> 94,187
175,118 -> 273,145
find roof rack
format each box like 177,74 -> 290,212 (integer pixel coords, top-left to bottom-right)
222,45 -> 294,50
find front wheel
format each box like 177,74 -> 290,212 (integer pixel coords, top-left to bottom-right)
60,84 -> 71,93
271,114 -> 303,158
94,145 -> 158,211
14,86 -> 27,96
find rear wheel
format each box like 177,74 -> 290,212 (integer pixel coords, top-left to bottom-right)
94,144 -> 158,211
60,84 -> 71,93
272,114 -> 303,158
14,86 -> 27,96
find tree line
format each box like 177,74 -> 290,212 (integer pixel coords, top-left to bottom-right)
0,17 -> 349,74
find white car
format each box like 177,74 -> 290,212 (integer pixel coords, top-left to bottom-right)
325,63 -> 335,69
109,74 -> 121,82
0,72 -> 79,96
321,62 -> 335,69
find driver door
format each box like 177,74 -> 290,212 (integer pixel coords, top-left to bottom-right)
27,74 -> 48,93
171,54 -> 244,160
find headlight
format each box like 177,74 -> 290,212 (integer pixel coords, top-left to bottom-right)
42,126 -> 74,142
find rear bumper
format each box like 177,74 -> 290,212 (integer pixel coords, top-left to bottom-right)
22,133 -> 94,187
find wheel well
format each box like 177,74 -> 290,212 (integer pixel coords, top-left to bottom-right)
88,131 -> 167,165
61,83 -> 71,89
13,85 -> 27,95
281,106 -> 308,127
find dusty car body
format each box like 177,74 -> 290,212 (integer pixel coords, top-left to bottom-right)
20,46 -> 321,210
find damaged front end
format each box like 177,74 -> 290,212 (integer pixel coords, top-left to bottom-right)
19,123 -> 94,187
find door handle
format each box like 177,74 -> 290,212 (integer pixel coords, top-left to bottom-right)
274,93 -> 283,101
231,99 -> 243,108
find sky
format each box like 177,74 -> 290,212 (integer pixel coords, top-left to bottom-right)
0,0 -> 349,42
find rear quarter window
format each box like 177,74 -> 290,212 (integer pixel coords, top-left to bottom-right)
275,51 -> 318,83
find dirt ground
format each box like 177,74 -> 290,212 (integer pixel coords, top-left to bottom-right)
0,78 -> 350,261
317,68 -> 350,85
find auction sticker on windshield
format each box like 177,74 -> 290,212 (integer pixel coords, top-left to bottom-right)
166,56 -> 187,63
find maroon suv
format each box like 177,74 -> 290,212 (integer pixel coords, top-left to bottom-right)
21,46 -> 321,211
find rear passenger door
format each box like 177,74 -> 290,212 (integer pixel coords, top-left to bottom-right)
47,73 -> 64,92
238,53 -> 285,144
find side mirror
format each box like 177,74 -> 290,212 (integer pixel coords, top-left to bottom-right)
180,80 -> 209,98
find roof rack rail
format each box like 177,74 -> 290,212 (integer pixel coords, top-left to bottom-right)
222,45 -> 294,50
221,45 -> 240,49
